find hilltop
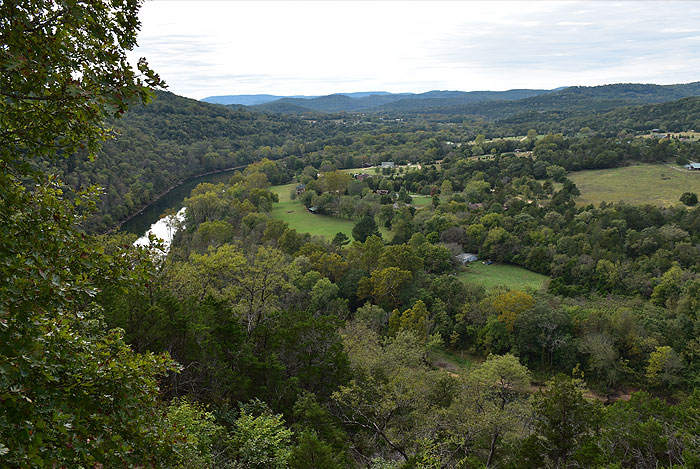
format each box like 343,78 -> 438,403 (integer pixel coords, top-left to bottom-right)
206,82 -> 700,120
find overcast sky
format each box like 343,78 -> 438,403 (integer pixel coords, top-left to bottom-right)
129,1 -> 700,99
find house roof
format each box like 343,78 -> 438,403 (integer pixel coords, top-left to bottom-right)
456,253 -> 478,261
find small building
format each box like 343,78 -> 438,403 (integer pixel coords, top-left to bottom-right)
295,183 -> 306,194
456,253 -> 479,264
376,189 -> 390,195
380,161 -> 395,169
356,173 -> 371,181
685,163 -> 700,171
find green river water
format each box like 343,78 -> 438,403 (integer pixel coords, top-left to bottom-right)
120,167 -> 242,237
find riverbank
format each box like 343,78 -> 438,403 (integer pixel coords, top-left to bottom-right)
117,165 -> 246,235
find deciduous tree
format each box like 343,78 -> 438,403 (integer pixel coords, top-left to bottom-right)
1,0 -> 184,465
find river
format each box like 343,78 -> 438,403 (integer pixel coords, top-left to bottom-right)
120,167 -> 243,243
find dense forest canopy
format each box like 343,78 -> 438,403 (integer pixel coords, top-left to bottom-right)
4,0 -> 700,467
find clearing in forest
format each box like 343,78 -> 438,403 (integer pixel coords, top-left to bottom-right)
457,263 -> 548,292
269,183 -> 357,239
409,194 -> 433,206
567,163 -> 700,207
269,183 -> 392,240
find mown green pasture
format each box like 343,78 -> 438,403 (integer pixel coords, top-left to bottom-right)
641,131 -> 700,141
269,183 -> 390,240
457,262 -> 548,292
410,195 -> 433,206
567,163 -> 700,207
269,183 -> 356,240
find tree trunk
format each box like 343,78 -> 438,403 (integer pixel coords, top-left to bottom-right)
486,431 -> 499,467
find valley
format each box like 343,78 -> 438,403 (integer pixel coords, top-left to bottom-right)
6,1 -> 700,465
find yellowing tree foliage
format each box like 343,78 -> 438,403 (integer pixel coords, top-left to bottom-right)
491,290 -> 535,332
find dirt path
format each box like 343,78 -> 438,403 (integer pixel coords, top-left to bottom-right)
663,163 -> 693,173
431,357 -> 462,376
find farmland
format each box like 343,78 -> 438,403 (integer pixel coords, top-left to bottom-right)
269,183 -> 358,240
339,162 -> 440,175
567,163 -> 700,206
641,131 -> 700,141
268,177 -> 435,239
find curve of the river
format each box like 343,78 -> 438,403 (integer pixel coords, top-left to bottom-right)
120,166 -> 244,239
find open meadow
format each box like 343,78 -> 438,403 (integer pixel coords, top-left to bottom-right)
457,262 -> 548,292
567,163 -> 700,207
339,162 -> 440,175
269,183 -> 358,239
410,195 -> 433,206
641,131 -> 700,141
269,183 -> 393,240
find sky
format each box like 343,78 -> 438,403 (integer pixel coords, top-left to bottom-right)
129,1 -> 700,100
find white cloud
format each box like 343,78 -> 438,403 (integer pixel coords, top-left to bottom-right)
130,1 -> 700,99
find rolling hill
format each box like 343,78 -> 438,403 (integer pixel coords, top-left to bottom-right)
242,82 -> 700,120
252,88 -> 554,113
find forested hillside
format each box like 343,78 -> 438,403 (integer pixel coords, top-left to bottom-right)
44,89 -> 700,233
381,82 -> 700,117
248,82 -> 700,118
253,88 -> 554,113
38,91 -> 304,230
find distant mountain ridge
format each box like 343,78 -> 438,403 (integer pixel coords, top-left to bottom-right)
416,82 -> 700,118
250,89 -> 554,113
214,82 -> 700,120
201,94 -> 315,106
202,91 -> 398,106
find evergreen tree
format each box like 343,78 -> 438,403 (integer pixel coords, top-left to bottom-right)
352,215 -> 381,242
332,231 -> 350,247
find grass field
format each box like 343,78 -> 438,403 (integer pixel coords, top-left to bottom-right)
470,135 -> 528,144
269,183 -> 391,240
457,262 -> 548,291
567,163 -> 700,207
339,162 -> 440,175
642,131 -> 700,141
269,183 -> 357,240
410,195 -> 433,206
